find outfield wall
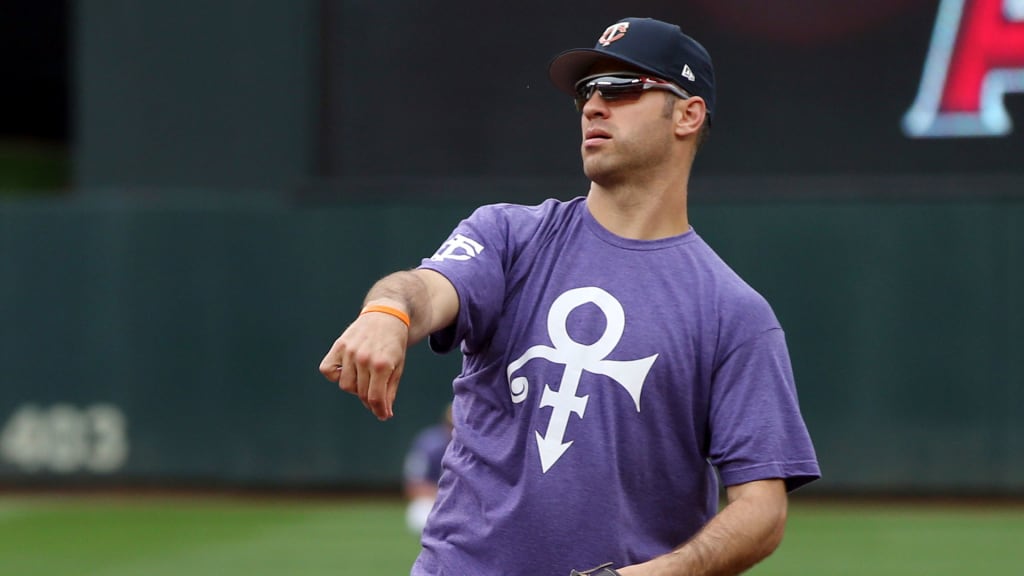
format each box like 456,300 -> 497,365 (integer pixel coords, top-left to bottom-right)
1,187 -> 1021,495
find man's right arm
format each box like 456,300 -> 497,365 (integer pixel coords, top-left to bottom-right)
362,268 -> 459,344
318,268 -> 458,420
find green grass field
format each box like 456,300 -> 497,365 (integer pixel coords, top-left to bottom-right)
0,494 -> 1021,575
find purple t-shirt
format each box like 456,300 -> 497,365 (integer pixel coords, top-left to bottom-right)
413,197 -> 819,576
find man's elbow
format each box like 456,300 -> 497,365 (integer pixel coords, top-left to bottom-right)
757,498 -> 788,560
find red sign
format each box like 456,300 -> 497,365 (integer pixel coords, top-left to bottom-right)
904,0 -> 1024,137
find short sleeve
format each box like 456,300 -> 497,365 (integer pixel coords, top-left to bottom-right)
708,328 -> 820,492
417,204 -> 510,354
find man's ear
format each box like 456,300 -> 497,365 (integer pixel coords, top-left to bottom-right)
675,97 -> 707,138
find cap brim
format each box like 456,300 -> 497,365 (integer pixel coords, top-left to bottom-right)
548,48 -> 665,95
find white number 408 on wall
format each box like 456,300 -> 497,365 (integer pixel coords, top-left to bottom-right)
0,404 -> 129,474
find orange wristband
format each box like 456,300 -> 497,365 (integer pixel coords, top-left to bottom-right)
359,304 -> 411,328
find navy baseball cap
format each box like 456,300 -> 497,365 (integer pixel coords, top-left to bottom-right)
549,17 -> 716,119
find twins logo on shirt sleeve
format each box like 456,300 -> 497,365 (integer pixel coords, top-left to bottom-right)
430,233 -> 485,261
506,287 -> 658,473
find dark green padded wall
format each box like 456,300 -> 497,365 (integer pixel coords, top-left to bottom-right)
1,197 -> 1020,493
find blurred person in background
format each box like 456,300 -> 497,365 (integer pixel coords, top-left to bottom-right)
402,403 -> 453,534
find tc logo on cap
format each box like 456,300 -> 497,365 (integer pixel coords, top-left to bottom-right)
598,22 -> 630,46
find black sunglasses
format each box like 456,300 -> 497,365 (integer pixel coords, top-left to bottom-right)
573,74 -> 691,112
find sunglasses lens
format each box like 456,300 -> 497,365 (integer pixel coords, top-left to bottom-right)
573,76 -> 646,110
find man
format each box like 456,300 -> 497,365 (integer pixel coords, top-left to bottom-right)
402,403 -> 453,534
320,16 -> 820,576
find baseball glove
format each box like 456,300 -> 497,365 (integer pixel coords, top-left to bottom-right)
570,562 -> 622,576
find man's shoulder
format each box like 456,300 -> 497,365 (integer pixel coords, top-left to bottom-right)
464,197 -> 587,251
687,233 -> 780,326
474,196 -> 584,223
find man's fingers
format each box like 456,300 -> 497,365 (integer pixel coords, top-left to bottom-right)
336,365 -> 354,393
319,361 -> 341,383
355,353 -> 373,409
366,358 -> 399,420
318,341 -> 346,383
386,363 -> 404,419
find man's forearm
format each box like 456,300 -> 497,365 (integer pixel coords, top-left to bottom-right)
363,269 -> 456,344
623,480 -> 787,576
362,271 -> 431,341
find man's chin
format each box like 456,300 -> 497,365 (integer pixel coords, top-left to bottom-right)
581,169 -> 626,189
583,161 -> 624,187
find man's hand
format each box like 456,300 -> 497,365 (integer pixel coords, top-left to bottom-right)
319,304 -> 410,420
319,268 -> 459,420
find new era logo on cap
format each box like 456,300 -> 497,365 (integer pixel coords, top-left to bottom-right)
548,17 -> 717,120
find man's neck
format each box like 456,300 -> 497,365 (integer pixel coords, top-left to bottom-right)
585,178 -> 691,240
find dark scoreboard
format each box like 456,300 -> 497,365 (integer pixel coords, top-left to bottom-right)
321,1 -> 1024,185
